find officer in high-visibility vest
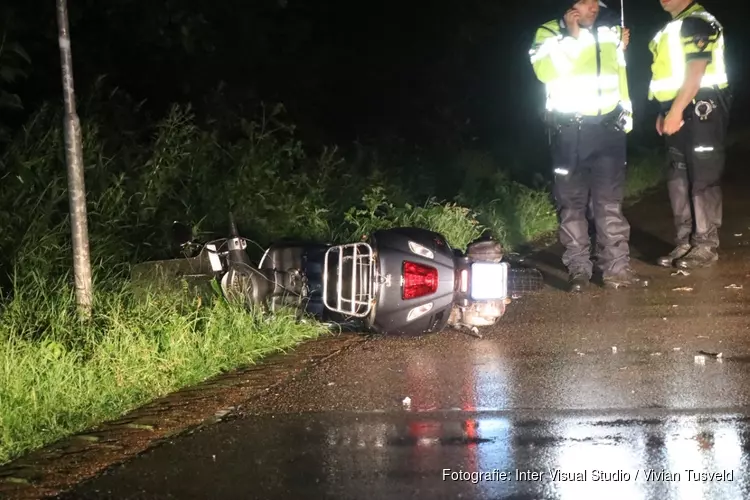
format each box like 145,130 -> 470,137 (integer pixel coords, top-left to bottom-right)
529,0 -> 648,292
649,0 -> 731,269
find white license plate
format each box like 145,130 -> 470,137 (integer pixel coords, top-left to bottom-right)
470,262 -> 508,300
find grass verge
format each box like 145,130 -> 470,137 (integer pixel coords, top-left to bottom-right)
0,277 -> 326,465
0,83 -> 666,466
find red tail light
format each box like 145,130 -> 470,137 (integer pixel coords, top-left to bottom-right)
402,261 -> 438,300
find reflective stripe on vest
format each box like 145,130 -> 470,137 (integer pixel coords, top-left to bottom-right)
545,74 -> 622,114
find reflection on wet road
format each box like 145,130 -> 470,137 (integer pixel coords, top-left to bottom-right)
63,411 -> 750,500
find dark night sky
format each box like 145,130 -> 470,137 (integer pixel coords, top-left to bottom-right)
5,0 -> 750,152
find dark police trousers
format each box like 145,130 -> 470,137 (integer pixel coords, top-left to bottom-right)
664,100 -> 728,249
551,116 -> 630,278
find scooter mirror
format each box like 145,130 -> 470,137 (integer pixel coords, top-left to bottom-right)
172,221 -> 193,246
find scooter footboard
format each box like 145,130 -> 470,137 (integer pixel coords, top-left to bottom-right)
323,243 -> 376,317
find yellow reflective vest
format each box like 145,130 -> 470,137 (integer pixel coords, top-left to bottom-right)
648,2 -> 728,103
529,19 -> 632,132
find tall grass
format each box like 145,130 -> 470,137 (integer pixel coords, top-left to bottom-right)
0,82 -> 665,466
0,279 -> 326,464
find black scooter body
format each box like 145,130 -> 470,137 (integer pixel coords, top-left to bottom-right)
368,227 -> 456,335
258,227 -> 459,335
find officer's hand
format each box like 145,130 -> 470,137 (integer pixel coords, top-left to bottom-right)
656,114 -> 664,136
621,28 -> 630,50
564,9 -> 581,37
662,111 -> 685,136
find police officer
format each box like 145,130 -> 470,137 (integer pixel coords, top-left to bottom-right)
529,0 -> 648,291
649,1 -> 731,269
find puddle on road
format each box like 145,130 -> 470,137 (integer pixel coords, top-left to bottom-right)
62,411 -> 750,500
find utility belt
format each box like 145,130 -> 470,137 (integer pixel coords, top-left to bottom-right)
544,106 -> 628,133
660,87 -> 732,122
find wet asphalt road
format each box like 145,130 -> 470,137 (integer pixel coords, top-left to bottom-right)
63,164 -> 750,499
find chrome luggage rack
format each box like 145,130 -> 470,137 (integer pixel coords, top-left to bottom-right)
322,242 -> 376,317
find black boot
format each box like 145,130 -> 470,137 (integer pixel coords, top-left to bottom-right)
657,244 -> 691,267
602,267 -> 650,289
675,246 -> 718,269
568,271 -> 591,293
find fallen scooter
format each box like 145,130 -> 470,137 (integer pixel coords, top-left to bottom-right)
132,213 -> 544,337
